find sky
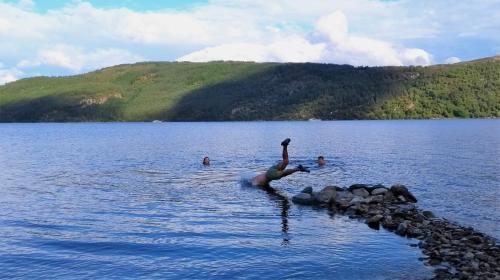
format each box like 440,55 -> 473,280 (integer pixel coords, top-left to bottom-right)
0,0 -> 499,84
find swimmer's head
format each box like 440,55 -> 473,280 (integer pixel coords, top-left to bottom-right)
203,156 -> 210,166
317,156 -> 326,166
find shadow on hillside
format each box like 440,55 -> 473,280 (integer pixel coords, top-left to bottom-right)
0,94 -> 123,122
164,63 -> 414,121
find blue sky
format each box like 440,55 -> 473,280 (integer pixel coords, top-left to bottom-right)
0,0 -> 499,84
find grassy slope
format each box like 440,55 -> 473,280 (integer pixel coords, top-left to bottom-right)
0,58 -> 498,122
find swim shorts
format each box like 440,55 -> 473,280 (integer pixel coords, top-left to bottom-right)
265,165 -> 282,180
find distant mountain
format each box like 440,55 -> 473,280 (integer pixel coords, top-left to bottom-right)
0,56 -> 498,122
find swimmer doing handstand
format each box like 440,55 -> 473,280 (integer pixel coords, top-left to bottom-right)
252,138 -> 310,186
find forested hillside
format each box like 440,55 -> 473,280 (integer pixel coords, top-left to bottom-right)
0,57 -> 498,122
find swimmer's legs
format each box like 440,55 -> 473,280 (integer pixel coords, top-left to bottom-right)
277,139 -> 290,171
278,167 -> 300,178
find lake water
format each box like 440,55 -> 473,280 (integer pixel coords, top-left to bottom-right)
0,120 -> 498,279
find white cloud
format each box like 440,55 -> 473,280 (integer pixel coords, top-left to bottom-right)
179,36 -> 325,63
0,0 -> 498,79
0,66 -> 22,85
445,56 -> 462,64
179,11 -> 432,66
18,45 -> 144,73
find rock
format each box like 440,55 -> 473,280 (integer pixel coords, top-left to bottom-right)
475,252 -> 488,261
345,206 -> 358,216
350,196 -> 366,204
396,221 -> 408,236
292,193 -> 314,205
313,186 -> 337,204
383,191 -> 395,202
422,210 -> 435,218
337,200 -> 351,210
468,235 -> 483,244
367,214 -> 384,230
301,187 -> 313,194
332,186 -> 345,192
352,188 -> 370,198
406,227 -> 423,238
464,251 -> 474,260
368,195 -> 384,204
429,258 -> 442,265
335,191 -> 354,203
390,184 -> 417,203
348,184 -> 370,191
384,215 -> 393,224
371,187 -> 388,195
397,195 -> 407,202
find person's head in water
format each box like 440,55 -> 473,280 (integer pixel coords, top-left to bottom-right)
317,156 -> 326,166
203,156 -> 210,166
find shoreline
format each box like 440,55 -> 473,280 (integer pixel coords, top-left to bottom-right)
292,184 -> 500,280
0,118 -> 498,124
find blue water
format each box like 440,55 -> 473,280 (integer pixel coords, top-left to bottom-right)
0,120 -> 498,279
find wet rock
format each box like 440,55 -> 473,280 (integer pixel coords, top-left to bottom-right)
337,200 -> 351,210
422,210 -> 435,219
367,214 -> 384,230
345,206 -> 358,216
371,187 -> 388,196
429,258 -> 442,265
435,268 -> 452,278
301,187 -> 313,194
390,184 -> 417,203
352,188 -> 370,198
313,186 -> 337,204
348,184 -> 369,191
382,216 -> 398,231
292,193 -> 314,205
396,221 -> 408,236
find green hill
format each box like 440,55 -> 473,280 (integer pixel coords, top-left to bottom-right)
0,57 -> 499,122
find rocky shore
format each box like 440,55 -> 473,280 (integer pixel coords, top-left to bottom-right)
292,184 -> 500,280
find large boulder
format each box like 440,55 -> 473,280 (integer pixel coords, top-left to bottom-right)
352,188 -> 370,198
349,196 -> 366,205
313,186 -> 337,204
331,186 -> 345,192
371,187 -> 388,196
390,184 -> 417,203
301,187 -> 313,194
367,214 -> 384,229
383,191 -> 395,202
292,193 -> 314,205
334,191 -> 354,203
348,184 -> 370,191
